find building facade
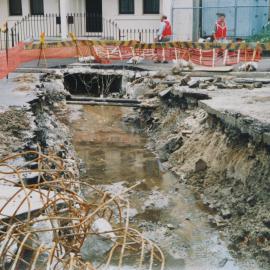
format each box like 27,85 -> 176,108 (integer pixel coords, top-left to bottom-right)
0,0 -> 174,40
0,0 -> 268,43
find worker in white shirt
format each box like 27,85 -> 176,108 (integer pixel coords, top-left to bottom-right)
155,15 -> 172,42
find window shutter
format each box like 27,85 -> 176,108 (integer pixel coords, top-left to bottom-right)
9,0 -> 22,16
119,0 -> 135,14
30,0 -> 44,15
143,0 -> 160,14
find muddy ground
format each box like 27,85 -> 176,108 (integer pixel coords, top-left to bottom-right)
125,75 -> 270,268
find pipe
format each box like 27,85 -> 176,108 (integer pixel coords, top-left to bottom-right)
67,100 -> 142,107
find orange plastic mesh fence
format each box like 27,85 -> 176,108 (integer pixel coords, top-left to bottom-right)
0,41 -> 262,80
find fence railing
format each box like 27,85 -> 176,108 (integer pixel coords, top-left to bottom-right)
0,29 -> 8,51
67,13 -> 118,39
5,13 -> 157,48
10,14 -> 61,46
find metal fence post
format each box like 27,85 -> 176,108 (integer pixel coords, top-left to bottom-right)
11,28 -> 14,47
5,22 -> 9,79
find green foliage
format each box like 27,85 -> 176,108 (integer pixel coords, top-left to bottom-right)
247,22 -> 270,43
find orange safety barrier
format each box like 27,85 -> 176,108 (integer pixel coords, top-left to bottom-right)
0,37 -> 262,80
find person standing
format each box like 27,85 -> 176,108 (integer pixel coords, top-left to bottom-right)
155,15 -> 172,42
214,13 -> 227,42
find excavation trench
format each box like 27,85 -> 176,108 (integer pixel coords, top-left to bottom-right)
69,105 -> 258,270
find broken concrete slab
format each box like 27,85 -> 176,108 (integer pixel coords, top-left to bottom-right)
0,73 -> 38,113
0,186 -> 63,220
199,88 -> 270,145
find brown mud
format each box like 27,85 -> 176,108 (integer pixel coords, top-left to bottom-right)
69,104 -> 260,270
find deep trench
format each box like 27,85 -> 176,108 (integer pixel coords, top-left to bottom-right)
67,102 -> 261,269
64,72 -> 123,97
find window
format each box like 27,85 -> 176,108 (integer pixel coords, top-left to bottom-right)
30,0 -> 44,15
143,0 -> 159,14
119,0 -> 134,14
9,0 -> 22,16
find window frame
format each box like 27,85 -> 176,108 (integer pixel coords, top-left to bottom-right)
30,0 -> 44,16
119,0 -> 135,15
9,0 -> 23,16
143,0 -> 160,15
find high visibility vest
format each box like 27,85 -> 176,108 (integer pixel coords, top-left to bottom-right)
215,20 -> 227,40
162,20 -> 172,37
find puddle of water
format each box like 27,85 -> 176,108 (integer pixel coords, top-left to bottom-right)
70,105 -> 260,270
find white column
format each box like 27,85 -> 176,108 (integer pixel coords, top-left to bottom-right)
60,0 -> 68,39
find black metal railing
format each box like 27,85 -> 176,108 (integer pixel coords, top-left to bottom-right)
66,13 -> 158,42
119,28 -> 158,43
10,14 -> 61,46
0,29 -> 7,50
66,13 -> 119,39
5,13 -> 157,48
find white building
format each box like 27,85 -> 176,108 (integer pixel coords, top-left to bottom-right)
0,0 -> 195,43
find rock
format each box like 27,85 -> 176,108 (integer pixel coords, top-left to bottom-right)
195,159 -> 207,172
78,56 -> 95,63
218,258 -> 229,268
263,219 -> 270,228
148,79 -> 157,89
188,79 -> 200,88
31,216 -> 56,249
166,224 -> 176,230
243,83 -> 255,90
143,191 -> 169,210
153,70 -> 168,79
225,83 -> 238,89
166,75 -> 177,82
158,136 -> 183,162
181,130 -> 192,135
144,89 -> 157,98
171,65 -> 182,75
246,195 -> 257,207
92,218 -> 115,239
126,83 -> 149,98
80,235 -> 114,262
238,62 -> 258,72
208,85 -> 217,91
126,56 -> 144,64
180,74 -> 191,86
208,215 -> 227,227
213,77 -> 222,83
199,83 -> 209,89
172,59 -> 194,70
215,82 -> 227,89
235,203 -> 246,216
254,82 -> 263,88
159,88 -> 171,98
221,208 -> 232,219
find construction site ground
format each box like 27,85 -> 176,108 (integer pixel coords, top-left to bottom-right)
0,58 -> 269,269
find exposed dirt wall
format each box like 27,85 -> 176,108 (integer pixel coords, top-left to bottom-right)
137,98 -> 270,268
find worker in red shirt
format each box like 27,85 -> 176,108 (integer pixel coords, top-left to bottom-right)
155,15 -> 172,42
214,13 -> 227,42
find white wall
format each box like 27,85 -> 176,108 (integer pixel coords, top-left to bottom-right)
102,0 -> 163,30
0,0 -> 174,42
172,0 -> 194,41
0,0 -> 58,28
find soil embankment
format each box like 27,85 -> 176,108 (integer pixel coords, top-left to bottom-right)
128,70 -> 270,268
